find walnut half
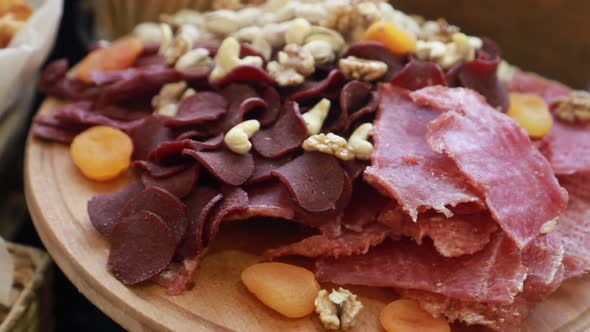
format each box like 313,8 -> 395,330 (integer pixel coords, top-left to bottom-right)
315,288 -> 364,330
338,56 -> 387,82
553,91 -> 590,124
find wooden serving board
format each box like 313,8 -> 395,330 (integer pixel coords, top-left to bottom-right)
24,99 -> 590,332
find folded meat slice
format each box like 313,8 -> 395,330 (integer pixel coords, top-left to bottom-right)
401,233 -> 565,332
316,232 -> 527,305
262,223 -> 390,260
378,205 -> 498,257
364,85 -> 480,221
412,86 -> 568,249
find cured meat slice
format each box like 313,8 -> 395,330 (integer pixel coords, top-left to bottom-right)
263,223 -> 390,260
543,121 -> 590,175
149,135 -> 224,164
40,59 -> 99,101
53,101 -> 140,132
457,56 -> 509,111
140,164 -> 199,199
271,152 -> 345,213
508,70 -> 572,104
288,69 -> 345,103
257,86 -> 281,126
129,115 -> 175,161
364,85 -> 480,221
412,86 -> 568,248
390,60 -> 447,91
120,187 -> 188,245
132,161 -> 188,178
183,148 -> 254,186
251,102 -> 308,159
341,182 -> 389,232
88,180 -> 144,239
177,187 -> 223,257
227,182 -> 296,221
247,155 -> 292,184
203,187 -> 249,248
554,174 -> 590,278
316,233 -> 527,304
378,207 -> 498,257
108,210 -> 176,285
345,41 -> 402,81
165,92 -> 228,127
340,80 -> 378,125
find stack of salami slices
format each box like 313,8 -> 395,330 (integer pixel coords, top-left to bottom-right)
33,38 -> 590,331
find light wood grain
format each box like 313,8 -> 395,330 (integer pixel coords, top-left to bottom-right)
24,99 -> 590,331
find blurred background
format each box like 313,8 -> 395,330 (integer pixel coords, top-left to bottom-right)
1,0 -> 588,330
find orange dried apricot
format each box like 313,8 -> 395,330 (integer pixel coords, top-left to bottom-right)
507,92 -> 553,138
70,126 -> 133,181
241,262 -> 320,318
364,21 -> 417,57
74,37 -> 143,83
380,299 -> 450,332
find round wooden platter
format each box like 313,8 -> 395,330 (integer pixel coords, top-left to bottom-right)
24,98 -> 590,332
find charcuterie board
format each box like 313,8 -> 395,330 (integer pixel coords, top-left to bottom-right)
24,98 -> 590,331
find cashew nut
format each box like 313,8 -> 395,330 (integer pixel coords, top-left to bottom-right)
348,123 -> 374,160
181,88 -> 196,100
232,26 -> 261,43
303,40 -> 335,64
175,48 -> 212,71
285,18 -> 312,45
204,10 -> 240,36
236,7 -> 262,28
158,23 -> 174,56
210,37 -> 263,81
250,35 -> 272,60
302,98 -> 331,135
304,27 -> 345,53
133,22 -> 163,44
224,120 -> 261,154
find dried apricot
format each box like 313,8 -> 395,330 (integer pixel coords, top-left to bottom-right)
70,126 -> 133,181
241,262 -> 320,318
507,92 -> 553,138
74,37 -> 143,83
380,299 -> 450,332
364,21 -> 416,57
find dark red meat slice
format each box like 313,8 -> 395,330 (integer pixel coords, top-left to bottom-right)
345,41 -> 402,81
40,59 -> 99,100
316,232 -> 527,304
251,101 -> 307,159
257,86 -> 281,126
165,92 -> 228,127
203,187 -> 249,247
177,187 -> 223,257
458,56 -> 509,111
141,164 -> 199,199
183,148 -> 254,186
339,160 -> 367,181
53,101 -> 141,132
543,121 -> 590,175
32,124 -> 80,143
133,53 -> 166,68
341,182 -> 389,232
508,70 -> 572,104
340,80 -> 378,126
132,160 -> 188,178
247,154 -> 292,184
264,223 -> 390,260
90,68 -> 140,85
390,60 -> 447,91
93,104 -> 151,122
227,181 -> 296,221
364,85 -> 480,221
214,84 -> 260,133
288,69 -> 345,103
87,180 -> 144,239
210,65 -> 274,88
108,210 -> 176,285
413,86 -> 568,248
379,206 -> 498,257
129,115 -> 175,161
271,152 -> 345,213
120,187 -> 188,245
149,135 -> 224,164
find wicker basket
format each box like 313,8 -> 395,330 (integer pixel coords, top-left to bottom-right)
0,243 -> 53,332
